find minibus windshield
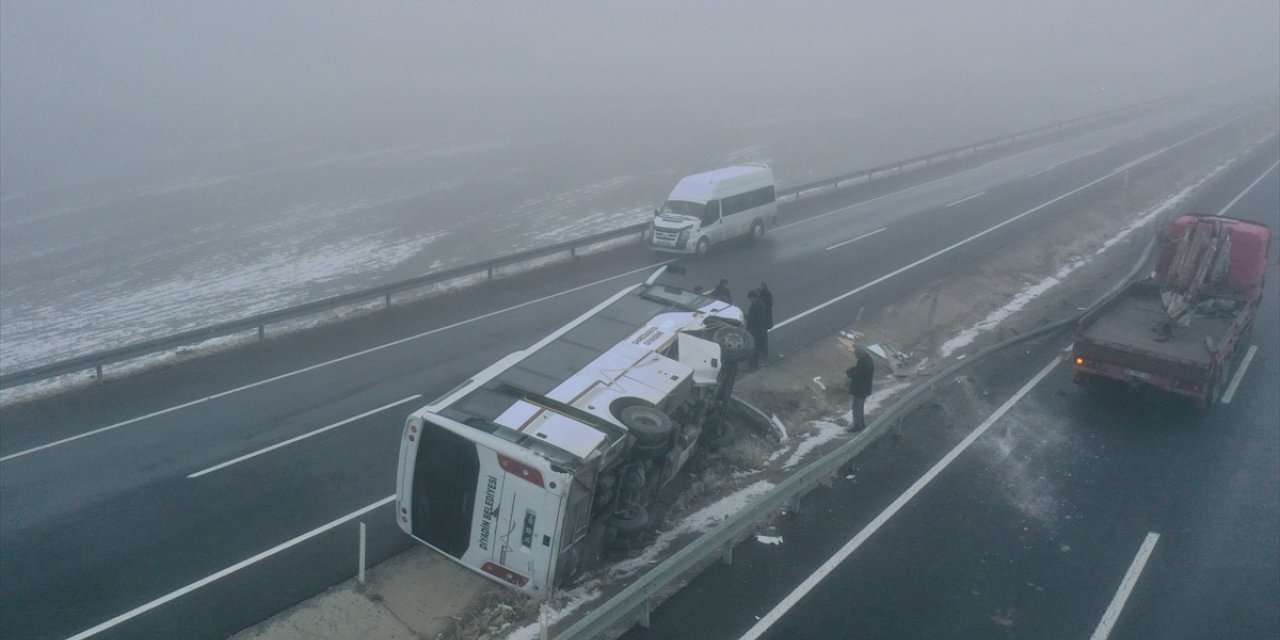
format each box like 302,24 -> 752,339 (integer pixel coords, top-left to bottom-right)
659,200 -> 706,217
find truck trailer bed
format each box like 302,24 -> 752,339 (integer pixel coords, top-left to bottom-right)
1078,284 -> 1234,367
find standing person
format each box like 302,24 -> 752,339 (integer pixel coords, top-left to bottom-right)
845,343 -> 874,431
710,278 -> 732,304
746,290 -> 769,369
755,282 -> 773,356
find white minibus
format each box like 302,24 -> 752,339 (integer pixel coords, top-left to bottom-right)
650,165 -> 777,256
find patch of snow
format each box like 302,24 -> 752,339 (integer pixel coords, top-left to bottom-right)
780,420 -> 845,470
499,582 -> 603,640
755,534 -> 783,545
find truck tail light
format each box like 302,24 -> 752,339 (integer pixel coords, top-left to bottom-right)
482,562 -> 530,587
498,454 -> 545,488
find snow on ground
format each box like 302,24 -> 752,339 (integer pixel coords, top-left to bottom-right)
939,157 -> 1240,358
498,582 -> 603,640
0,231 -> 441,374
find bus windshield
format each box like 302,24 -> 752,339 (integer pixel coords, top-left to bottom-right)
410,420 -> 480,558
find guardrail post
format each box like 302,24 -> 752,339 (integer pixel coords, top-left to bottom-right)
789,492 -> 802,515
487,266 -> 494,281
721,542 -> 733,565
258,325 -> 265,341
358,521 -> 367,584
639,598 -> 651,628
384,293 -> 392,308
95,364 -> 103,380
571,246 -> 577,259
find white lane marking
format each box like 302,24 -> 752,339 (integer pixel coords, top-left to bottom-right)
771,142 -> 1060,234
1089,532 -> 1162,640
774,114 -> 1250,332
945,191 -> 986,207
187,395 -> 422,478
738,358 -> 1061,640
66,495 -> 396,640
1221,344 -> 1259,404
0,260 -> 674,463
1217,158 -> 1279,217
824,228 -> 886,251
1027,146 -> 1107,178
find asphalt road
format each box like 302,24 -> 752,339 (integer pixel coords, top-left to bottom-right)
620,134 -> 1280,640
1,98 -> 1275,640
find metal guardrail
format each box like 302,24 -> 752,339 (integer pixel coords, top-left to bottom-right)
555,183 -> 1183,640
0,96 -> 1176,390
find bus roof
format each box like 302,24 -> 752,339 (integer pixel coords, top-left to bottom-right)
432,283 -> 730,460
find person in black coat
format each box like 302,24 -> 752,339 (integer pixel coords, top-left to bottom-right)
755,282 -> 773,356
710,278 -> 732,304
845,345 -> 874,431
745,290 -> 769,368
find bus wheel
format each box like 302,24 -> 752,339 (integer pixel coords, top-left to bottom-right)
607,503 -> 649,538
749,220 -> 765,243
620,404 -> 673,447
694,237 -> 710,259
714,326 -> 754,363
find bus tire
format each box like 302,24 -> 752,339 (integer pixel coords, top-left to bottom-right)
694,237 -> 710,259
749,220 -> 765,243
607,503 -> 649,536
629,439 -> 670,460
620,404 -> 673,447
714,326 -> 754,363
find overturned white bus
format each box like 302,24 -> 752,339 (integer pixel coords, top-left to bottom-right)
395,267 -> 753,596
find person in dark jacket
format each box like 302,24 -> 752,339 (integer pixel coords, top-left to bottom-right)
755,282 -> 773,356
710,278 -> 732,304
745,290 -> 769,368
845,345 -> 874,431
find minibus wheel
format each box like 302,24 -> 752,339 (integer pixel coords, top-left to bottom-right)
694,237 -> 709,258
749,220 -> 765,243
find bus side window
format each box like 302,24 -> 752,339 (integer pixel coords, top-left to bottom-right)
701,200 -> 720,227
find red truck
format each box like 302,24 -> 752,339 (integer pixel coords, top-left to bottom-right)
1073,214 -> 1271,406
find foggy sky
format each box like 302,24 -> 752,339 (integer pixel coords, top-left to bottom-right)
2,0 -> 1277,196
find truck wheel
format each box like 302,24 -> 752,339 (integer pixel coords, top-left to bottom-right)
620,404 -> 673,447
694,237 -> 710,259
749,220 -> 765,244
714,326 -> 754,363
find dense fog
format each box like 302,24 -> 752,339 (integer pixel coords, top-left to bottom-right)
3,1 -> 1276,195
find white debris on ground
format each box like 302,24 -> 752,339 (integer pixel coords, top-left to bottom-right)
755,535 -> 784,545
811,376 -> 826,391
940,158 -> 1237,358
